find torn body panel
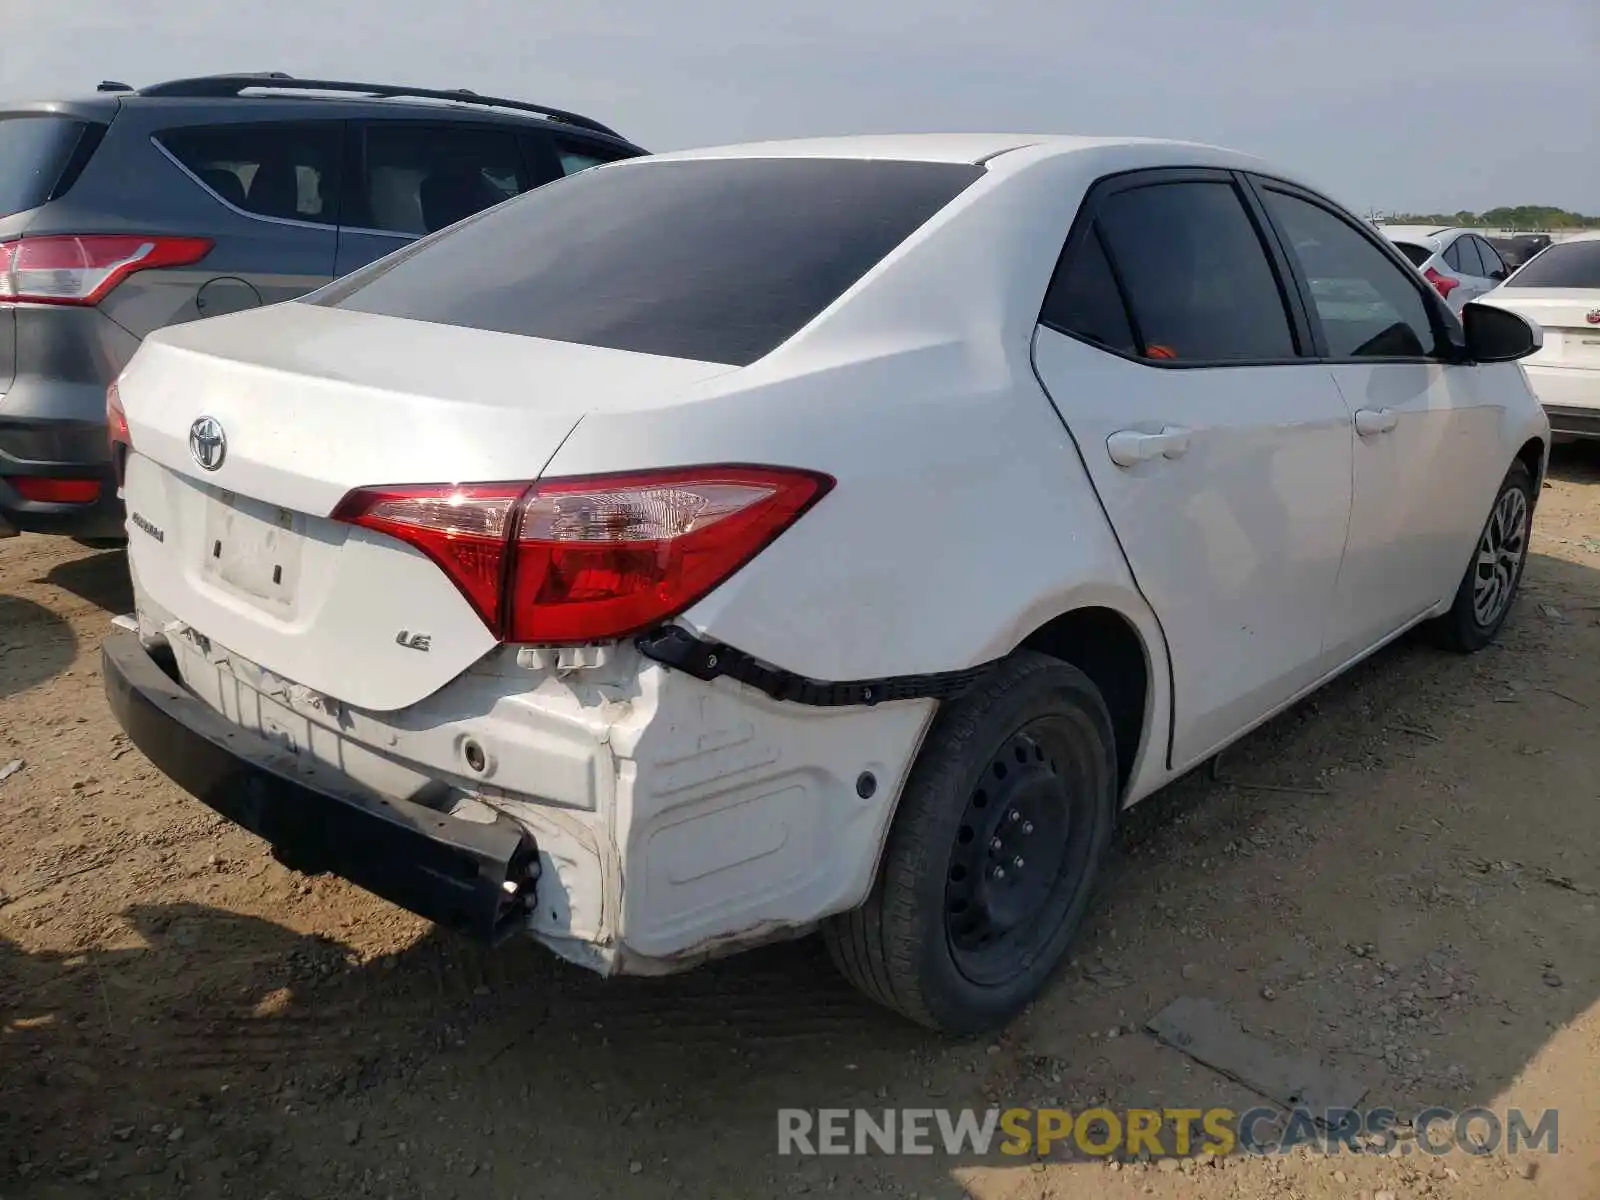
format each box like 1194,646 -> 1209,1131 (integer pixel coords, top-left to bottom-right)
130,581 -> 936,970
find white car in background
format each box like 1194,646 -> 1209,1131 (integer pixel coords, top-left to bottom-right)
1381,225 -> 1511,312
1477,231 -> 1600,439
102,134 -> 1550,1034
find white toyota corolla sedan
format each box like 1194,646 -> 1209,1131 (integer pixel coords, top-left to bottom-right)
102,134 -> 1549,1033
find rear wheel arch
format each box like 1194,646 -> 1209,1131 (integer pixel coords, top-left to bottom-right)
1015,604 -> 1152,798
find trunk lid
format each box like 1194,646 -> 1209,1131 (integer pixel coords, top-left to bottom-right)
1480,288 -> 1600,371
119,302 -> 735,711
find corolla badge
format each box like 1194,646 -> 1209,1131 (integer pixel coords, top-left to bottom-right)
189,416 -> 226,471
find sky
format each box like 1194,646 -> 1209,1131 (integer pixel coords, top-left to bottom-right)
4,0 -> 1597,216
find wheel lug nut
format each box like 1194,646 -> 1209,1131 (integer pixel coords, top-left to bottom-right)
1009,810 -> 1021,823
1022,821 -> 1034,835
992,867 -> 1006,881
990,837 -> 1003,851
1012,856 -> 1025,869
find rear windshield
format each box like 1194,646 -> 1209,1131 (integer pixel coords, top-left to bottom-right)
1392,241 -> 1432,267
1505,240 -> 1600,289
0,115 -> 94,218
312,156 -> 984,366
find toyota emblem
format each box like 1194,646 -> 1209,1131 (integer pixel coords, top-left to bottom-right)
1587,310 -> 1600,326
189,416 -> 227,471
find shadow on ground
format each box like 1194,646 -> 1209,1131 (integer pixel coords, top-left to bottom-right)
0,596 -> 77,701
38,548 -> 133,616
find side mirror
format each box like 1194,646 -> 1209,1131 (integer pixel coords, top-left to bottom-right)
1462,302 -> 1542,363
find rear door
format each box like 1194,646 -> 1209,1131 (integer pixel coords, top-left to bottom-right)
1031,169 -> 1355,768
333,121 -> 559,275
1251,180 -> 1503,659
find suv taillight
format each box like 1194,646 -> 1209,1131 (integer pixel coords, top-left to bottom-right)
333,466 -> 833,644
1423,265 -> 1459,300
0,235 -> 212,306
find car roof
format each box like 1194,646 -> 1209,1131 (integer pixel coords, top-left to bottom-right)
647,132 -> 1273,170
1378,224 -> 1459,245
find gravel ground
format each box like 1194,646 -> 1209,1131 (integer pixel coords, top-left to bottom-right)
3,446 -> 1599,1200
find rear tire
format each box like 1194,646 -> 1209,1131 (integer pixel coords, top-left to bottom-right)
1425,460 -> 1534,653
823,651 -> 1117,1034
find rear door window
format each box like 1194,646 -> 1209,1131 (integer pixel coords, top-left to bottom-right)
1505,240 -> 1600,288
0,115 -> 98,218
1091,180 -> 1297,362
158,122 -> 343,224
351,124 -> 547,236
313,156 -> 983,366
1443,238 -> 1469,275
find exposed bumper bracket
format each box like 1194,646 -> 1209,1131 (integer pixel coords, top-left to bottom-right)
635,625 -> 995,708
102,632 -> 539,943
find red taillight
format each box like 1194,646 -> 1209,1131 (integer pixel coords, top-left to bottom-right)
7,477 -> 101,504
106,380 -> 132,486
333,466 -> 833,644
0,235 -> 213,306
1423,266 -> 1459,300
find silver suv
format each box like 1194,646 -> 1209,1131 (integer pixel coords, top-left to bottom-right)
0,72 -> 645,541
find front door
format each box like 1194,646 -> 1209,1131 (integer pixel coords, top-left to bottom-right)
1251,182 -> 1503,661
1032,171 -> 1355,769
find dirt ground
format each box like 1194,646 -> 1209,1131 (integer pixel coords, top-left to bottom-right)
3,447 -> 1599,1200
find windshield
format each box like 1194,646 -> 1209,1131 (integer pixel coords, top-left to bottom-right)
1505,240 -> 1600,289
312,156 -> 985,366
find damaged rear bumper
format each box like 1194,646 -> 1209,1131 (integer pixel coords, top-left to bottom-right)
101,631 -> 540,943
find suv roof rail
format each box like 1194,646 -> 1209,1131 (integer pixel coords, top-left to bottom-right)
134,73 -> 624,139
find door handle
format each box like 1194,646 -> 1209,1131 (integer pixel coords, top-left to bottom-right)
1106,426 -> 1192,467
1353,408 -> 1398,437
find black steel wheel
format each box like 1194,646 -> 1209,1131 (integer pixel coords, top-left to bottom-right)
944,722 -> 1098,988
824,651 -> 1118,1034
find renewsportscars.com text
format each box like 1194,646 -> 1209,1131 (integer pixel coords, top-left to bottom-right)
777,1106 -> 1558,1158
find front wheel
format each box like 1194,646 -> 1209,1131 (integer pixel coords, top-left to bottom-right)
823,651 -> 1117,1034
1425,460 -> 1534,653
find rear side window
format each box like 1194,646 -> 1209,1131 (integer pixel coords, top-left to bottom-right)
552,135 -> 635,177
1505,240 -> 1600,289
1040,226 -> 1137,354
1392,241 -> 1432,268
354,124 -> 546,236
314,157 -> 983,366
159,123 -> 342,225
1259,189 -> 1441,359
1443,238 -> 1471,275
1093,181 -> 1297,362
0,115 -> 96,218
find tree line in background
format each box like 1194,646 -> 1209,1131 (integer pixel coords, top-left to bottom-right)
1385,205 -> 1596,230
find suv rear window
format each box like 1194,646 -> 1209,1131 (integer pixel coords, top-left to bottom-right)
0,115 -> 95,218
158,123 -> 343,225
312,157 -> 983,366
1392,241 -> 1432,268
1504,240 -> 1600,289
